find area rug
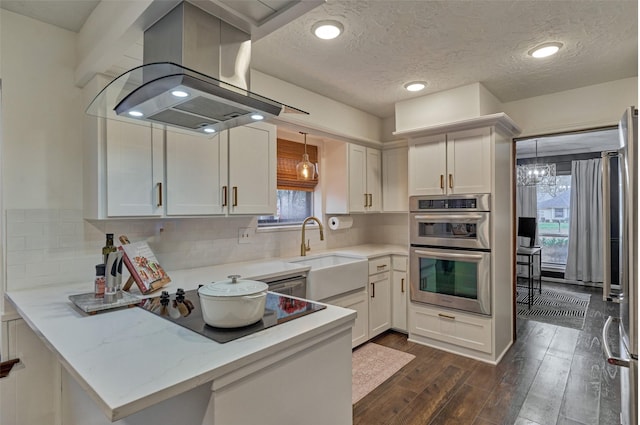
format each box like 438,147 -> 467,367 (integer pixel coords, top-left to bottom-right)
516,285 -> 591,330
352,342 -> 415,404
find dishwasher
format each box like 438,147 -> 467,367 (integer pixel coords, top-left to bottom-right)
262,273 -> 308,299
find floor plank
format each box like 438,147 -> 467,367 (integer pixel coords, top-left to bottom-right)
352,282 -> 623,425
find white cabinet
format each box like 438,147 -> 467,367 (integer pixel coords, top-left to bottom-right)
408,127 -> 491,196
227,124 -> 277,215
330,289 -> 369,348
382,146 -> 408,212
368,256 -> 391,338
325,141 -> 382,214
104,120 -> 164,217
409,302 -> 492,354
85,117 -> 276,218
391,255 -> 408,332
165,130 -> 227,216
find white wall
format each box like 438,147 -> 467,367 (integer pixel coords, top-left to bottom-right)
503,77 -> 638,137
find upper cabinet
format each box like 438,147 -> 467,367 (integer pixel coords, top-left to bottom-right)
325,141 -> 382,214
382,146 -> 408,212
227,124 -> 277,215
84,116 -> 276,219
408,127 -> 491,196
103,120 -> 164,217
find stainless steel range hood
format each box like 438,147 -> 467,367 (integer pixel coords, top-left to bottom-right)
87,1 -> 307,134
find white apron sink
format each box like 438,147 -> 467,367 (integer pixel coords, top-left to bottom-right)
289,254 -> 368,301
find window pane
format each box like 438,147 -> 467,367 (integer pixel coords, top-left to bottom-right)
258,190 -> 312,226
537,175 -> 571,265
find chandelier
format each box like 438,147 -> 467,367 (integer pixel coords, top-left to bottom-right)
516,139 -> 557,189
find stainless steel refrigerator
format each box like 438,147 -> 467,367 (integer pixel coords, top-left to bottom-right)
602,106 -> 638,425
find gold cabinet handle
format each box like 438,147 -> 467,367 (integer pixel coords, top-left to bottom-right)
449,174 -> 453,189
232,186 -> 238,207
438,313 -> 456,320
377,264 -> 387,270
368,193 -> 373,207
401,278 -> 405,293
440,174 -> 444,190
156,182 -> 163,207
364,193 -> 368,208
222,186 -> 228,207
370,282 -> 375,298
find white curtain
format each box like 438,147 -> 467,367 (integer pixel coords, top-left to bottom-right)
516,185 -> 538,276
565,158 -> 604,282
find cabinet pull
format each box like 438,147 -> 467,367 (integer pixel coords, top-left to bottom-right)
364,193 -> 368,208
232,186 -> 238,207
156,182 -> 163,207
448,174 -> 453,189
401,278 -> 405,293
222,186 -> 228,207
368,193 -> 373,207
440,174 -> 444,190
377,264 -> 387,270
371,282 -> 375,298
438,313 -> 456,320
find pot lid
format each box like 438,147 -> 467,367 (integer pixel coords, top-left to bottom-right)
198,275 -> 268,297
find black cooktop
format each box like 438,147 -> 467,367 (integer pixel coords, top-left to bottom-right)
138,289 -> 326,344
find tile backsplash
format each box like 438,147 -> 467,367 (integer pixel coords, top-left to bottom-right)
5,209 -> 408,291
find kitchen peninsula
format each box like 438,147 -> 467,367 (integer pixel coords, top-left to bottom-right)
6,259 -> 356,425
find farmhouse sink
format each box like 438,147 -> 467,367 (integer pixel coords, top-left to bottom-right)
289,254 -> 368,301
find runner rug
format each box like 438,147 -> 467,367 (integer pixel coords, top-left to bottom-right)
352,342 -> 415,404
517,285 -> 591,330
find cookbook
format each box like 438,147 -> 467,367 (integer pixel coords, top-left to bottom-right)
118,240 -> 171,294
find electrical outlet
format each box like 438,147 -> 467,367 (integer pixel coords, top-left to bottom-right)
238,227 -> 252,244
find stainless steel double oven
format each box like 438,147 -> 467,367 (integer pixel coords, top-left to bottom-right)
409,194 -> 491,315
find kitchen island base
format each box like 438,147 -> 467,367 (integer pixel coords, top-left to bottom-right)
60,326 -> 353,425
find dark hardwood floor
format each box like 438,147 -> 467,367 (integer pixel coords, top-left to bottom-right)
353,282 -> 623,425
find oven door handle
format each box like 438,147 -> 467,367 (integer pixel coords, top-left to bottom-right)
413,214 -> 484,223
413,249 -> 485,262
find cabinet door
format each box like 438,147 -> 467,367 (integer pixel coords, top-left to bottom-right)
106,120 -> 163,216
408,134 -> 447,196
368,271 -> 391,338
228,123 -> 276,215
165,130 -> 226,215
447,127 -> 492,194
348,144 -> 367,213
365,148 -> 382,212
333,289 -> 369,348
391,270 -> 408,332
382,147 -> 408,212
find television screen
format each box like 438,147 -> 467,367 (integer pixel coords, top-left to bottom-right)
517,217 -> 537,247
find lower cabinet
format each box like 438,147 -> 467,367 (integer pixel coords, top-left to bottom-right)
368,256 -> 391,339
409,302 -> 492,354
391,255 -> 408,332
330,289 -> 369,348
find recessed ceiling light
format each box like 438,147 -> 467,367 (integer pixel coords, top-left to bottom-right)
171,90 -> 189,98
404,81 -> 427,92
528,42 -> 563,58
312,20 -> 343,40
251,114 -> 264,121
128,110 -> 143,117
203,127 -> 216,134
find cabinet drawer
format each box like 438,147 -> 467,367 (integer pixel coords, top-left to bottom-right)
409,303 -> 492,353
369,256 -> 391,275
392,255 -> 407,272
369,271 -> 389,284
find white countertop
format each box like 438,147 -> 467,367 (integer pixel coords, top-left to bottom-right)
4,244 -> 405,421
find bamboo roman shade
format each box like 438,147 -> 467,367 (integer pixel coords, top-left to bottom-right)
277,138 -> 319,191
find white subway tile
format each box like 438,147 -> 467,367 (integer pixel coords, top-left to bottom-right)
6,209 -> 25,223
6,237 -> 26,252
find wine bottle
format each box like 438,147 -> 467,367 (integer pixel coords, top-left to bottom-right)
102,233 -> 117,265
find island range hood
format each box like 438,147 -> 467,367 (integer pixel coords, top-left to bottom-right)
86,1 -> 307,134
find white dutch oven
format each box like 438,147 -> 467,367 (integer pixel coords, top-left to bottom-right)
198,275 -> 268,328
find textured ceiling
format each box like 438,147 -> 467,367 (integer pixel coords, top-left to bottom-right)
252,0 -> 638,118
2,0 -> 637,120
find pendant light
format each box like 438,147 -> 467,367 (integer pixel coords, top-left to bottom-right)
516,139 -> 556,191
296,132 -> 316,181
